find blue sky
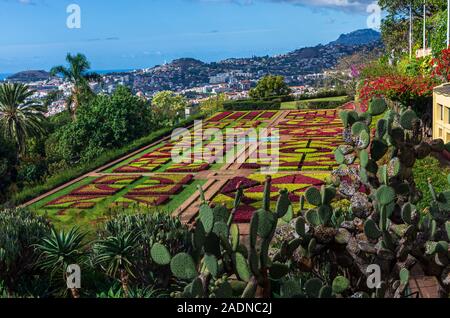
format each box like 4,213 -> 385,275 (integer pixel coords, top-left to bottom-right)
0,0 -> 376,73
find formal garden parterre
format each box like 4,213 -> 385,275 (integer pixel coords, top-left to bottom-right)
29,108 -> 345,229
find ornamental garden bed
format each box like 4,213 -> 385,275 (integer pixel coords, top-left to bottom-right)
30,108 -> 347,230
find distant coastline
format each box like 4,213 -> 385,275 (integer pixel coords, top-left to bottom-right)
0,73 -> 12,81
0,69 -> 134,81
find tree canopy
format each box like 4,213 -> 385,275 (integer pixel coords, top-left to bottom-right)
249,75 -> 291,100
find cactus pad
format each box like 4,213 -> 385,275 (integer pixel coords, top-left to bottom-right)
204,254 -> 219,277
170,253 -> 197,280
368,98 -> 387,116
305,209 -> 320,226
370,139 -> 388,162
400,109 -> 418,130
376,185 -> 396,205
256,209 -> 276,239
150,243 -> 172,266
233,252 -> 251,282
199,204 -> 215,234
304,278 -> 323,298
305,187 -> 321,206
352,121 -> 369,136
295,217 -> 306,238
332,276 -> 350,294
276,189 -> 291,218
364,219 -> 382,240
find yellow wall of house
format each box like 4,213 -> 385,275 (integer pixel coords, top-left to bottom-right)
433,86 -> 450,143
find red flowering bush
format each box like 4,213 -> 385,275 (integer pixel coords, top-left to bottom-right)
431,48 -> 450,82
358,75 -> 436,112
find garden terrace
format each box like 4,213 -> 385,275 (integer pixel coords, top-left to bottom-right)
27,108 -> 345,232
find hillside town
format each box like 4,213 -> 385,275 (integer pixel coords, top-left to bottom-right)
2,29 -> 381,116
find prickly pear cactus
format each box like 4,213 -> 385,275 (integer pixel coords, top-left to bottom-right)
152,176 -> 297,298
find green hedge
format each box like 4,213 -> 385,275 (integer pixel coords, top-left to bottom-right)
297,89 -> 347,101
223,99 -> 282,111
13,114 -> 205,205
298,99 -> 351,110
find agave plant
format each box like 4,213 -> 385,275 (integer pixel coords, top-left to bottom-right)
35,228 -> 87,298
92,232 -> 139,298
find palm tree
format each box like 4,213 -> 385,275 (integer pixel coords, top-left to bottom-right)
50,53 -> 99,119
0,83 -> 47,155
93,232 -> 139,298
35,228 -> 87,298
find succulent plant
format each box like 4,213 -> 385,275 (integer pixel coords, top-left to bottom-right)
153,176 -> 297,298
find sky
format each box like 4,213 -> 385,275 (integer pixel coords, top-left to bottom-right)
0,0 -> 377,73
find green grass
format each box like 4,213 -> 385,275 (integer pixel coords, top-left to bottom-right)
281,96 -> 348,109
413,156 -> 450,211
32,176 -> 208,231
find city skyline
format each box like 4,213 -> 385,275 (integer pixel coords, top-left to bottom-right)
0,0 -> 376,73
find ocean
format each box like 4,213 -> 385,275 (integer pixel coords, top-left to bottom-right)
0,69 -> 133,81
0,73 -> 11,81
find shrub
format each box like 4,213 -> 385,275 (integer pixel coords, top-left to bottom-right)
0,208 -> 51,294
413,156 -> 450,211
96,211 -> 191,290
298,99 -> 350,110
223,99 -> 282,111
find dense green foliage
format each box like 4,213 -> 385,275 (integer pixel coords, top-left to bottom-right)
46,86 -> 152,165
379,0 -> 445,58
0,136 -> 16,202
297,99 -> 350,110
414,156 -> 450,211
223,99 -> 282,111
0,208 -> 51,295
249,75 -> 292,100
0,83 -> 47,155
0,209 -> 190,298
151,91 -> 187,127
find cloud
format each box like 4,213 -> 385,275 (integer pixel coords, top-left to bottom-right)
193,0 -> 376,12
1,0 -> 38,5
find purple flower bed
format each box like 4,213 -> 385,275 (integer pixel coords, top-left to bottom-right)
221,177 -> 260,194
208,112 -> 232,122
233,206 -> 257,223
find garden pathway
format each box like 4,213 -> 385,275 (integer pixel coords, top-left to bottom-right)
173,110 -> 291,238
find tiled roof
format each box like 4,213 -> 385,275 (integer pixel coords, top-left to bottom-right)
434,84 -> 450,96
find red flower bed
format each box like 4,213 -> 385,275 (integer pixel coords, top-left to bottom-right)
221,177 -> 260,194
166,163 -> 210,173
151,174 -> 193,185
71,184 -> 124,196
113,166 -> 151,173
208,112 -> 232,122
227,112 -> 246,120
233,206 -> 257,223
128,183 -> 183,196
242,111 -> 261,120
93,175 -> 141,185
258,111 -> 277,119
